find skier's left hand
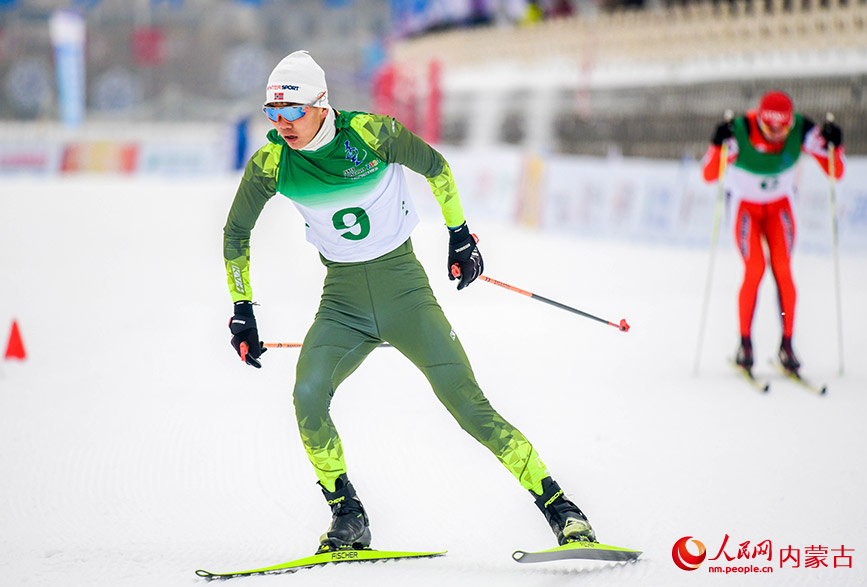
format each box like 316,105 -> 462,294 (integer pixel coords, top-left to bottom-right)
821,120 -> 843,147
447,222 -> 483,290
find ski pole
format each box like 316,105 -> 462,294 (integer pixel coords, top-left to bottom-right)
262,342 -> 392,349
451,264 -> 629,332
693,109 -> 734,375
826,112 -> 844,376
239,341 -> 391,362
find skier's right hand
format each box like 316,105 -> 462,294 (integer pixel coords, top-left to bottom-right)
821,120 -> 843,147
711,120 -> 734,146
229,300 -> 266,368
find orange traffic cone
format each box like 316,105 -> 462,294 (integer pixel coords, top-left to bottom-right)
5,319 -> 26,360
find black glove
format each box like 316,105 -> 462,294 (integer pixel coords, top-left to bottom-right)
711,120 -> 734,146
447,222 -> 484,290
821,121 -> 842,147
229,300 -> 266,368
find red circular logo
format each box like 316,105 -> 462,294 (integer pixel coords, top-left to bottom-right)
672,536 -> 706,571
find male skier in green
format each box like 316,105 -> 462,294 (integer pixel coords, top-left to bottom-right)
224,50 -> 594,553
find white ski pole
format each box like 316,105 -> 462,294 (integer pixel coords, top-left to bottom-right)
693,110 -> 734,376
826,112 -> 844,376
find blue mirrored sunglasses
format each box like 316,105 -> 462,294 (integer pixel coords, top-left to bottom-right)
263,90 -> 326,123
262,104 -> 310,123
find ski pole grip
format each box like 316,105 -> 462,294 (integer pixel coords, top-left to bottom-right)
240,341 -> 248,362
450,234 -> 478,279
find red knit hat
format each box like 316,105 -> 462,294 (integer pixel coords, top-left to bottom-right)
758,91 -> 794,128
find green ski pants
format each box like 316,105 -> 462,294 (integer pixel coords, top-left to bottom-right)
293,239 -> 549,494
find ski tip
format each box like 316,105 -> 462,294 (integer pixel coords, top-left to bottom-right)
195,569 -> 217,580
196,568 -> 238,580
762,382 -> 770,393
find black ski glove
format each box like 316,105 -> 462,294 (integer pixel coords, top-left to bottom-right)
447,222 -> 483,290
229,301 -> 266,368
821,121 -> 842,147
711,120 -> 734,146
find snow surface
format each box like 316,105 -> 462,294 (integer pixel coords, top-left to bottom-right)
1,175 -> 866,587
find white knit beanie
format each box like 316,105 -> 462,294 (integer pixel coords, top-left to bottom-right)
264,50 -> 329,108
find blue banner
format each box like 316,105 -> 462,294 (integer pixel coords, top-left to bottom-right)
49,10 -> 86,128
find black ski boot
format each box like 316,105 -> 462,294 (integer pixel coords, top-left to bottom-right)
532,477 -> 596,545
316,474 -> 371,553
779,336 -> 801,374
735,336 -> 754,370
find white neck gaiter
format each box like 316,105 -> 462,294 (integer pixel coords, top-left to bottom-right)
301,108 -> 337,152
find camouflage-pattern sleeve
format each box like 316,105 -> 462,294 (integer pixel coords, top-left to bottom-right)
223,143 -> 281,302
350,114 -> 465,227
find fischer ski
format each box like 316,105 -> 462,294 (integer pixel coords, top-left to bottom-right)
513,541 -> 642,564
731,361 -> 770,393
195,548 -> 446,580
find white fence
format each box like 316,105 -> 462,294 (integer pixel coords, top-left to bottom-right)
410,145 -> 867,255
1,126 -> 864,254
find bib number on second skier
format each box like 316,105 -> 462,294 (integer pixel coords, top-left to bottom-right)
760,176 -> 780,191
333,207 -> 370,241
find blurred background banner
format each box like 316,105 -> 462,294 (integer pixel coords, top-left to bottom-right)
2,0 -> 865,152
48,9 -> 85,127
0,0 -> 865,251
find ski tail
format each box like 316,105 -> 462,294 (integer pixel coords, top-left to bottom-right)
513,541 -> 642,564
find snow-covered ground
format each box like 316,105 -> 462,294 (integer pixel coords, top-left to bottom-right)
1,175 -> 865,586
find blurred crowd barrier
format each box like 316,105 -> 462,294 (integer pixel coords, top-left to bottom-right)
408,146 -> 867,254
389,0 -> 867,157
0,122 -> 236,174
2,120 -> 863,255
